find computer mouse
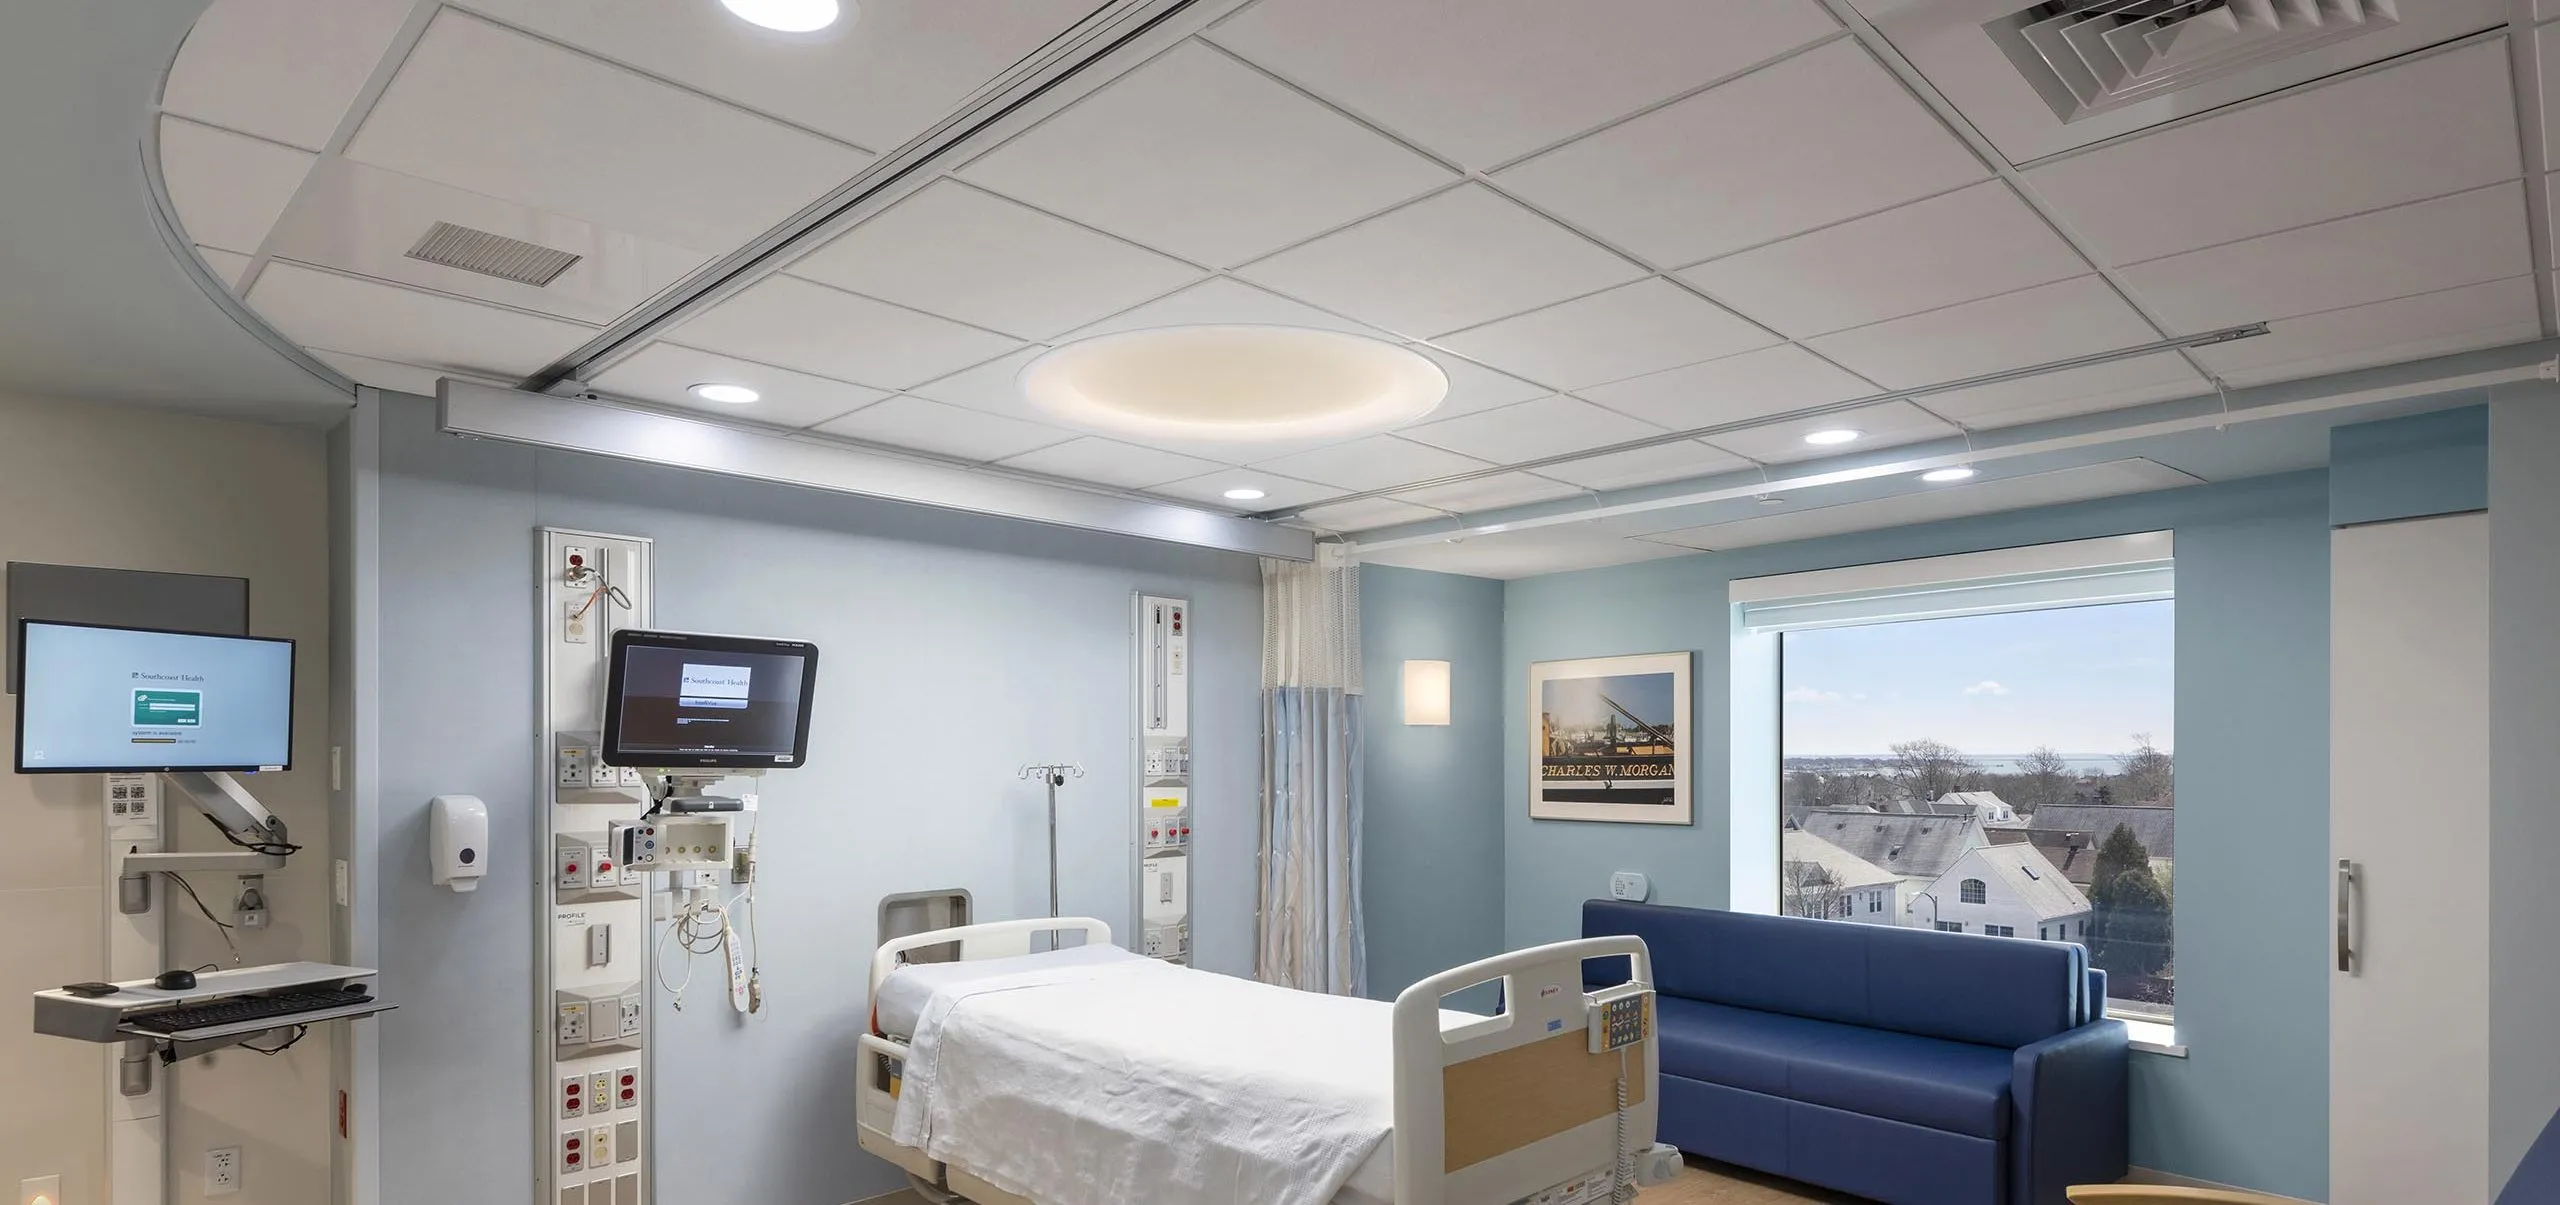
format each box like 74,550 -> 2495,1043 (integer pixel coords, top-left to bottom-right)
153,969 -> 197,991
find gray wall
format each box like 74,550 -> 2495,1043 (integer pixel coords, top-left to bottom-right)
366,393 -> 1260,1205
1358,565 -> 1506,1003
2490,398 -> 2560,1202
1488,471 -> 2335,1198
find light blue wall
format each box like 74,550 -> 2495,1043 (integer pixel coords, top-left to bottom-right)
364,393 -> 1262,1205
1492,471 -> 2335,1199
2328,405 -> 2487,526
2489,398 -> 2560,1202
1359,565 -> 1506,1003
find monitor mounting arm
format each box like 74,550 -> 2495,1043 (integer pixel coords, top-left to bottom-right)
120,770 -> 291,878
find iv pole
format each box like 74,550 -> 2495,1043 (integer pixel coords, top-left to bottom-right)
1019,763 -> 1085,932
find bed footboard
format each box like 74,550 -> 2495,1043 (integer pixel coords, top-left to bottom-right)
1391,937 -> 1657,1205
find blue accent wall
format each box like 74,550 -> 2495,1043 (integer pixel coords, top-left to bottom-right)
1360,565 -> 1507,1004
1487,471 -> 2334,1199
2328,405 -> 2487,526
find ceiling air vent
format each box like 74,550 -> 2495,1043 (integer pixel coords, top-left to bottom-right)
404,222 -> 581,287
1987,0 -> 2400,124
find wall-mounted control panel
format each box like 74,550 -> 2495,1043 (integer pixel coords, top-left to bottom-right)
1136,594 -> 1193,965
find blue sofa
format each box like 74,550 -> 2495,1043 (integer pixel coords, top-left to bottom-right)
1583,900 -> 2126,1205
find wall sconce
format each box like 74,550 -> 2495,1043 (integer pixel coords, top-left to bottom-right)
1402,660 -> 1450,726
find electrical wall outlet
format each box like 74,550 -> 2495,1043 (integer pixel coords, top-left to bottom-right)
560,1129 -> 585,1175
589,1123 -> 613,1165
205,1146 -> 241,1196
560,1073 -> 585,1118
614,1065 -> 639,1109
616,992 -> 644,1039
234,874 -> 269,929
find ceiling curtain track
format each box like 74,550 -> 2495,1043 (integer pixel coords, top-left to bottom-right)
1257,547 -> 1365,996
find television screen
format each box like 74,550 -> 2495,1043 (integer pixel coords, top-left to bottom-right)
601,630 -> 818,769
15,620 -> 295,773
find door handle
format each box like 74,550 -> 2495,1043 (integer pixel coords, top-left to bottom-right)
2336,858 -> 2359,975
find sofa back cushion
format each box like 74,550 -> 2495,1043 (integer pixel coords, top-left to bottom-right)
1582,899 -> 2087,1049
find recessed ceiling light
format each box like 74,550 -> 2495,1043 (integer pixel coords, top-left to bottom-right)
1222,487 -> 1268,502
1020,325 -> 1448,443
1920,466 -> 1978,483
719,0 -> 843,32
1802,428 -> 1862,446
690,383 -> 760,405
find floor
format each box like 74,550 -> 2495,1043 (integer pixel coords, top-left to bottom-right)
864,1158 -> 1867,1203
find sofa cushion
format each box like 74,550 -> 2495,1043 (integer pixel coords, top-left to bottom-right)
1656,997 -> 2015,1140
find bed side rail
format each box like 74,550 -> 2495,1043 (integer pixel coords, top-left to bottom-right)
868,915 -> 1115,998
1389,936 -> 1657,1205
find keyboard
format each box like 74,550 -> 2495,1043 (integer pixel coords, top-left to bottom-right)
125,986 -> 372,1035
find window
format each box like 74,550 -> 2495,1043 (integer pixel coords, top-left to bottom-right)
1868,893 -> 1882,914
1755,534 -> 2176,1022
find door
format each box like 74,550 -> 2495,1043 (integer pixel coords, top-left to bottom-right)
2330,512 -> 2490,1204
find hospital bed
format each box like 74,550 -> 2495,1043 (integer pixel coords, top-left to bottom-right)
856,916 -> 1662,1205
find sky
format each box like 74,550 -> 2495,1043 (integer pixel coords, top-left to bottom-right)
1780,599 -> 2172,757
1543,670 -> 1676,730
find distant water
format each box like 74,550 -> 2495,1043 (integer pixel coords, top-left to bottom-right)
1785,753 -> 2137,776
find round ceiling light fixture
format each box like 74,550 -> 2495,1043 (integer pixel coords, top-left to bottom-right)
690,382 -> 761,405
1019,325 -> 1448,444
1802,427 -> 1862,446
719,0 -> 844,33
1919,466 -> 1978,483
1221,487 -> 1268,501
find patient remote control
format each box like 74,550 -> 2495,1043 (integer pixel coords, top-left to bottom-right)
1586,982 -> 1652,1054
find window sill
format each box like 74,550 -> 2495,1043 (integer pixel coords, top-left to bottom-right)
2120,1016 -> 2184,1057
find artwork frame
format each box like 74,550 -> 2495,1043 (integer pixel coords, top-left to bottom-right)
1528,652 -> 1692,826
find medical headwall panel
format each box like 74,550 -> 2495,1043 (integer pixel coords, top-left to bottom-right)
538,529 -> 654,1204
1136,593 -> 1191,963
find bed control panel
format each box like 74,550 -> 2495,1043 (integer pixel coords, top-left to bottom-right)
1586,982 -> 1652,1054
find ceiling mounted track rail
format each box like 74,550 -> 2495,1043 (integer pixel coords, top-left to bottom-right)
518,0 -> 1210,393
1250,321 -> 2270,521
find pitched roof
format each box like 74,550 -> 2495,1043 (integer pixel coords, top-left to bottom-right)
1988,829 -> 2102,888
1782,829 -> 1900,890
1949,843 -> 2093,920
1795,808 -> 1988,881
2029,804 -> 2174,860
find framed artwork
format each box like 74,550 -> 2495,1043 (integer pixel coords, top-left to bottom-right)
1528,652 -> 1692,825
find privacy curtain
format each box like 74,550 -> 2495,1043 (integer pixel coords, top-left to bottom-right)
1257,548 -> 1365,996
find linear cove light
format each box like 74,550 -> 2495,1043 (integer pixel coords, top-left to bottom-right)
719,0 -> 843,32
1020,325 -> 1448,444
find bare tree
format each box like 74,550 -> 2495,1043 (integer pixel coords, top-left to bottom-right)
2018,745 -> 2072,814
1889,739 -> 1977,807
1781,859 -> 1847,921
2115,732 -> 2174,804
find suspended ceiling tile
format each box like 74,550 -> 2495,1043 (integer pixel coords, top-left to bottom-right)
1493,40 -> 1986,267
1574,344 -> 1876,430
456,0 -> 1094,153
2544,23 -> 2560,162
1065,277 -> 1389,341
958,41 -> 1455,267
1680,181 -> 2089,339
1296,495 -> 1445,532
667,275 -> 1020,391
159,0 -> 413,151
814,395 -> 1074,462
787,181 -> 1204,340
1920,353 -> 2205,430
262,157 -> 712,326
2021,41 -> 2521,267
247,262 -> 598,380
1703,400 -> 1958,464
193,247 -> 253,291
1436,278 -> 1777,389
2115,183 -> 2530,333
1251,434 -> 1492,492
306,347 -> 452,396
1390,471 -> 1585,513
995,436 -> 1226,489
1408,345 -> 1551,420
1148,471 -> 1339,513
157,116 -> 314,256
588,342 -> 887,428
906,346 -> 1048,420
1401,395 -> 1664,463
1806,276 -> 2159,390
343,9 -> 871,255
1210,0 -> 1835,169
1644,460 -> 2203,552
1236,184 -> 1646,339
2190,276 -> 2543,388
1536,440 -> 1750,491
1358,528 -> 1695,578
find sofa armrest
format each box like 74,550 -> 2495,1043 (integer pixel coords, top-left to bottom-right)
2010,1019 -> 2129,1205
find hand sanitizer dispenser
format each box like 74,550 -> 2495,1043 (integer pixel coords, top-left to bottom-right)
430,795 -> 489,892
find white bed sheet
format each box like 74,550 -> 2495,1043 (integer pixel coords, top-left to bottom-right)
882,949 -> 1403,1205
